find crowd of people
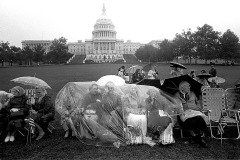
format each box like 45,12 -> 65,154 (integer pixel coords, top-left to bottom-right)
0,63 -> 232,149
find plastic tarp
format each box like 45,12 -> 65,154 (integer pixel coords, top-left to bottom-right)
55,82 -> 180,148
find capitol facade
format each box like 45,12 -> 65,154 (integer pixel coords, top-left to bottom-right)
21,4 -> 146,63
67,4 -> 144,63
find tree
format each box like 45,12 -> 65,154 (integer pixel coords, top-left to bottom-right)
48,37 -> 70,64
33,44 -> 45,64
22,46 -> 34,65
0,41 -> 11,66
10,46 -> 21,65
173,29 -> 197,64
135,45 -> 159,62
194,24 -> 220,64
159,39 -> 175,62
219,29 -> 239,63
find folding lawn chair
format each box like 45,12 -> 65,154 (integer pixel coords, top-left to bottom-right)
202,88 -> 240,143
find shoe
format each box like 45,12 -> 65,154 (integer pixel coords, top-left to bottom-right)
36,132 -> 45,141
9,136 -> 15,142
64,131 -> 69,139
4,136 -> 10,143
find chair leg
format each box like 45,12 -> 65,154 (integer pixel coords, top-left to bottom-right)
47,123 -> 55,133
18,130 -> 25,137
180,129 -> 183,138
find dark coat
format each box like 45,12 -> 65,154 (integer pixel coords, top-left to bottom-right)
6,95 -> 29,116
32,95 -> 55,117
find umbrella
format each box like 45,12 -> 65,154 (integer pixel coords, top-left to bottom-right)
143,63 -> 158,73
208,77 -> 226,84
196,73 -> 213,79
97,75 -> 125,86
160,74 -> 203,98
11,76 -> 51,89
136,79 -> 161,89
169,62 -> 187,69
125,65 -> 143,74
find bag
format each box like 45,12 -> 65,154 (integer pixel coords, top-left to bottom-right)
9,111 -> 25,120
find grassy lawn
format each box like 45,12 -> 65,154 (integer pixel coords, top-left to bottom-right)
1,63 -> 240,160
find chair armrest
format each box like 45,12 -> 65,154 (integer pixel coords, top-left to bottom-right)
226,109 -> 240,113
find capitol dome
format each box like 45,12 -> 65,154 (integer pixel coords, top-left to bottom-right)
95,4 -> 113,25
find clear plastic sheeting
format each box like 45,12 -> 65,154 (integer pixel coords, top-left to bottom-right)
55,82 -> 180,148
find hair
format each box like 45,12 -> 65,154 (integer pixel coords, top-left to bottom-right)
89,83 -> 99,91
179,81 -> 190,91
36,87 -> 47,96
11,86 -> 25,96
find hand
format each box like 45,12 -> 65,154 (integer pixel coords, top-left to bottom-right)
31,109 -> 37,114
30,98 -> 35,105
10,108 -> 19,112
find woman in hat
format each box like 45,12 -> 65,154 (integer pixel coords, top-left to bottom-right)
4,86 -> 29,143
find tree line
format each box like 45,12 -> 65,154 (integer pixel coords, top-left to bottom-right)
135,24 -> 240,64
0,37 -> 72,66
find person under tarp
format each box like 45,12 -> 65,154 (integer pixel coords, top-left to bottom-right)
55,81 -> 180,148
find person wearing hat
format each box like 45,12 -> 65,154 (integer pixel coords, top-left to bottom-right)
174,81 -> 208,148
4,86 -> 29,143
170,66 -> 183,78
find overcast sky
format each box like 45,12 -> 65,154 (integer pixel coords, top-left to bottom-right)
0,0 -> 240,47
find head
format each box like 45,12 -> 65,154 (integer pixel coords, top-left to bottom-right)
105,81 -> 115,94
119,66 -> 125,71
179,81 -> 191,94
211,65 -> 214,68
135,69 -> 140,74
10,86 -> 25,97
35,87 -> 47,98
147,89 -> 158,99
89,83 -> 99,95
129,84 -> 138,95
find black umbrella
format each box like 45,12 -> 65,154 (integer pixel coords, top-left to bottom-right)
169,62 -> 187,69
160,74 -> 203,98
136,79 -> 161,89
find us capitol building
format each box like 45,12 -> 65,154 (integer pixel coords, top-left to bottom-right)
22,4 -> 146,63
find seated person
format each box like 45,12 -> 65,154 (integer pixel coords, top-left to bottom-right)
132,69 -> 144,84
101,81 -> 123,126
174,81 -> 208,148
5,86 -> 29,143
170,66 -> 183,78
148,66 -> 158,79
28,87 -> 55,140
117,66 -> 126,79
63,83 -> 102,138
0,91 -> 14,142
145,89 -> 174,144
189,70 -> 197,80
122,84 -> 147,144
